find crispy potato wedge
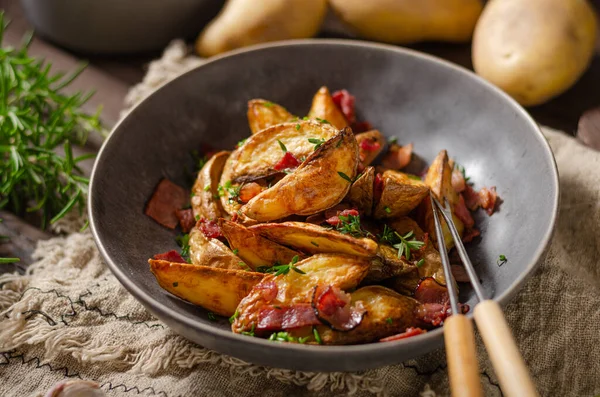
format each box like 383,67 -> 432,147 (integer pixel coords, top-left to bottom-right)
232,254 -> 371,333
241,128 -> 359,222
225,120 -> 339,184
363,244 -> 416,284
316,286 -> 423,345
149,259 -> 264,317
307,86 -> 349,130
247,99 -> 296,134
191,151 -> 229,221
419,150 -> 464,250
355,130 -> 385,166
188,227 -> 247,270
220,219 -> 302,269
250,221 -> 377,257
347,166 -> 374,215
373,170 -> 429,219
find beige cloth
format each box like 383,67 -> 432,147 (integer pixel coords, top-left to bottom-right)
1,41 -> 600,397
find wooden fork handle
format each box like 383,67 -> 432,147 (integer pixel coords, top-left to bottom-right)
474,300 -> 539,397
444,314 -> 483,397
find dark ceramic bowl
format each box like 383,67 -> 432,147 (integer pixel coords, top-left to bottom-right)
89,40 -> 559,372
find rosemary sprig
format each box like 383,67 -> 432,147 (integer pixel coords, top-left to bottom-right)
0,13 -> 102,228
336,213 -> 371,238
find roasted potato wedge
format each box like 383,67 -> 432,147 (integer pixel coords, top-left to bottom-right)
363,244 -> 416,284
232,254 -> 371,333
241,128 -> 359,222
191,151 -> 229,221
250,221 -> 377,257
247,99 -> 296,134
347,166 -> 374,215
355,130 -> 385,166
188,227 -> 247,270
307,86 -> 349,130
419,150 -> 464,250
220,219 -> 302,269
316,286 -> 423,345
149,259 -> 264,317
373,170 -> 429,219
225,120 -> 339,184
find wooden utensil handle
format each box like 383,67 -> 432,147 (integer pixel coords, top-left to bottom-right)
444,314 -> 483,397
473,300 -> 539,397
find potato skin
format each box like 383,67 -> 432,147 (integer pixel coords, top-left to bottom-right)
247,99 -> 295,135
241,128 -> 359,222
307,86 -> 349,130
149,259 -> 264,317
473,0 -> 598,106
373,170 -> 429,219
347,166 -> 375,215
191,151 -> 229,221
188,228 -> 247,270
355,130 -> 385,166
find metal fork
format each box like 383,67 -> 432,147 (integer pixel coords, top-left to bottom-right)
430,193 -> 539,397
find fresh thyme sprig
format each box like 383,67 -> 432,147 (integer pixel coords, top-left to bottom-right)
335,213 -> 372,238
256,255 -> 304,276
268,331 -> 310,343
175,233 -> 191,262
379,225 -> 425,260
0,13 -> 102,228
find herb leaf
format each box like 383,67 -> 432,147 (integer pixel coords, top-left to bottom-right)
229,310 -> 240,324
308,137 -> 326,150
257,255 -> 304,276
337,171 -> 352,183
175,233 -> 191,262
336,213 -> 371,238
497,254 -> 507,266
312,326 -> 322,344
277,140 -> 287,153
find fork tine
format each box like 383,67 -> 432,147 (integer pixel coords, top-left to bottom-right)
432,196 -> 486,302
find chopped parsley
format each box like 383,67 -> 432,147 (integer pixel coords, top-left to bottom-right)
407,174 -> 422,181
416,258 -> 425,267
268,332 -> 310,343
302,116 -> 309,121
308,137 -> 326,150
386,318 -> 393,324
256,255 -> 304,276
175,233 -> 191,262
310,241 -> 319,247
207,312 -> 217,321
263,101 -> 274,107
315,117 -> 330,124
195,215 -> 200,221
295,124 -> 301,131
312,326 -> 322,344
229,310 -> 240,324
389,136 -> 398,145
384,206 -> 391,214
241,324 -> 256,337
232,248 -> 239,255
238,262 -> 251,271
192,150 -> 208,171
203,184 -> 211,192
337,171 -> 352,183
237,138 -> 247,147
277,140 -> 287,152
219,180 -> 243,203
497,254 -> 507,266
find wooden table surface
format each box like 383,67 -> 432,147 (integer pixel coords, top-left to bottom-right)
1,0 -> 600,267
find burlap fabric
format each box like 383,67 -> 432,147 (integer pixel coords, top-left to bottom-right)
1,41 -> 599,397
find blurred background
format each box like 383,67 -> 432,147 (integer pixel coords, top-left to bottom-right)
1,0 -> 599,144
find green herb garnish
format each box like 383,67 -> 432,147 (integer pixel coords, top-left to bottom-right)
336,213 -> 371,238
308,137 -> 326,150
384,206 -> 391,214
263,101 -> 274,108
386,318 -> 393,324
277,140 -> 287,152
207,312 -> 217,321
237,138 -> 247,148
337,172 -> 352,183
389,137 -> 398,145
454,163 -> 470,182
203,184 -> 211,192
407,174 -> 422,181
312,326 -> 322,344
0,257 -> 20,264
295,124 -> 301,131
416,258 -> 425,267
315,117 -> 330,124
268,332 -> 310,344
229,310 -> 239,324
232,248 -> 239,255
497,254 -> 507,266
310,241 -> 319,247
175,233 -> 191,261
241,324 -> 256,337
257,255 -> 304,276
238,262 -> 251,271
379,226 -> 425,260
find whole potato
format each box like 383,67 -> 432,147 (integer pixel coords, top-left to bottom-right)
473,0 -> 598,106
328,0 -> 483,44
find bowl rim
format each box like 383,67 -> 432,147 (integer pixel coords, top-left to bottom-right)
89,38 -> 559,361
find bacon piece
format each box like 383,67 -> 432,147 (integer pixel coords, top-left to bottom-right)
325,208 -> 359,227
360,139 -> 381,152
273,152 -> 300,171
414,277 -> 449,305
254,281 -> 278,302
145,178 -> 188,229
479,187 -> 498,215
238,182 -> 264,203
462,227 -> 481,243
175,208 -> 195,233
351,121 -> 373,133
153,250 -> 187,263
374,172 -> 384,203
256,304 -> 321,331
197,218 -> 223,239
451,168 -> 466,193
332,89 -> 356,123
454,194 -> 475,229
381,143 -> 413,170
451,265 -> 471,283
415,303 -> 449,327
379,327 -> 427,342
463,185 -> 479,210
312,285 -> 366,331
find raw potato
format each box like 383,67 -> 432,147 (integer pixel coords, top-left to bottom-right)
196,0 -> 328,57
241,128 -> 359,221
250,221 -> 378,257
419,150 -> 463,250
347,166 -> 374,215
473,0 -> 598,106
188,227 -> 247,270
191,151 -> 229,221
232,254 -> 371,333
149,259 -> 264,317
373,170 -> 429,219
329,0 -> 483,44
225,120 -> 339,183
220,219 -> 301,269
247,99 -> 295,134
355,130 -> 385,166
308,86 -> 349,130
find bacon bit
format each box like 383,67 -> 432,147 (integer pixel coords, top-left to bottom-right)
197,218 -> 223,239
380,327 -> 427,342
454,194 -> 475,229
374,172 -> 384,203
451,265 -> 471,283
360,139 -> 381,152
230,212 -> 240,223
254,281 -> 278,302
479,187 -> 498,215
312,285 -> 366,331
325,208 -> 359,227
256,303 -> 322,331
451,168 -> 466,193
381,143 -> 413,170
462,227 -> 480,243
332,89 -> 356,123
145,179 -> 189,229
175,208 -> 195,233
463,185 -> 479,210
414,277 -> 449,305
351,121 -> 373,133
415,303 -> 449,327
273,151 -> 300,171
153,250 -> 187,263
238,182 -> 264,203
